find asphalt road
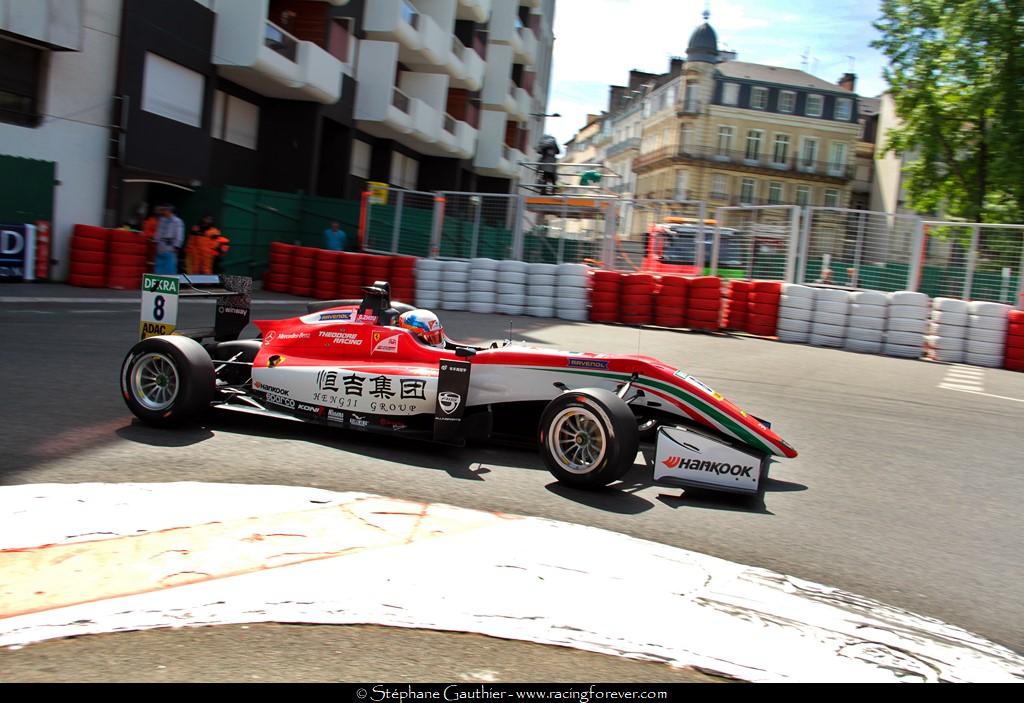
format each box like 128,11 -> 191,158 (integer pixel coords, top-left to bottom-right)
2,284 -> 1023,675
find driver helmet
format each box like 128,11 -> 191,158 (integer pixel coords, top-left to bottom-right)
398,309 -> 444,346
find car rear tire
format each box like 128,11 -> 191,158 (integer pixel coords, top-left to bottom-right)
539,388 -> 639,489
120,336 -> 215,427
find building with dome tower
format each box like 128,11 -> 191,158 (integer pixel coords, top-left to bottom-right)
570,11 -> 864,237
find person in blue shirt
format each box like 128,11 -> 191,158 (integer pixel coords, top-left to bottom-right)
324,221 -> 347,251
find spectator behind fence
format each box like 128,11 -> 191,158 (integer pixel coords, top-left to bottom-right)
153,204 -> 184,275
325,220 -> 359,252
188,215 -> 229,275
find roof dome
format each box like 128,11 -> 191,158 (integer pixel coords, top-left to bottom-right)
686,15 -> 719,63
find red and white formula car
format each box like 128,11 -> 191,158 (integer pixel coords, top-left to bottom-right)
120,278 -> 797,496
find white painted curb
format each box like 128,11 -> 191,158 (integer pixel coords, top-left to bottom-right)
1,483 -> 1021,683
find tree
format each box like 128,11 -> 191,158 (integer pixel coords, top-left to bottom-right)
872,0 -> 1024,224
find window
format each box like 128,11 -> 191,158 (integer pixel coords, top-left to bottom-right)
716,125 -> 734,156
800,137 -> 819,170
389,151 -> 419,189
684,82 -> 698,111
778,90 -> 796,114
745,129 -> 763,161
835,98 -> 852,121
805,94 -> 823,117
211,91 -> 260,149
0,37 -> 44,127
795,185 -> 811,206
722,82 -> 739,106
828,142 -> 848,176
680,124 -> 692,154
710,174 -> 729,199
772,134 -> 790,164
351,140 -> 371,178
824,189 -> 840,208
768,182 -> 783,204
142,52 -> 204,127
675,171 -> 689,199
740,178 -> 756,204
751,86 -> 768,110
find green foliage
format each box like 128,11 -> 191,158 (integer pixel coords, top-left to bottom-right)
873,0 -> 1024,223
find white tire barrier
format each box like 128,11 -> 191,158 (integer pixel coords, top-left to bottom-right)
884,290 -> 927,359
782,283 -> 816,298
967,314 -> 1008,332
933,297 -> 969,314
965,351 -> 1003,368
845,338 -> 883,354
849,303 -> 887,319
850,290 -> 888,306
847,315 -> 886,331
845,327 -> 885,343
776,318 -> 811,334
779,295 -> 814,311
777,285 -> 817,344
528,285 -> 556,298
557,286 -> 588,300
889,291 -> 929,307
810,288 -> 849,347
556,308 -> 589,322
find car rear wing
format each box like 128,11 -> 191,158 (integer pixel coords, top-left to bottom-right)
140,273 -> 252,342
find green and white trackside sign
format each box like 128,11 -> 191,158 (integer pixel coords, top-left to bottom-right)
139,274 -> 179,339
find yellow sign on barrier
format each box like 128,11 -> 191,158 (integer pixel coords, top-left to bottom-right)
368,182 -> 389,206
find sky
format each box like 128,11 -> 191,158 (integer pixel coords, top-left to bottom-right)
543,0 -> 890,146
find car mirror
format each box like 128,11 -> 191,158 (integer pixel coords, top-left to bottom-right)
455,347 -> 476,358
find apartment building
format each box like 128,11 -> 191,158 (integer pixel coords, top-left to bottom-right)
0,0 -> 554,278
0,0 -> 123,280
631,15 -> 862,214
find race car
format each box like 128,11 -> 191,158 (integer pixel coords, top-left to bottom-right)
120,277 -> 797,496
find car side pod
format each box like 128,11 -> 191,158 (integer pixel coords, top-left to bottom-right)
537,388 -> 640,489
654,425 -> 769,499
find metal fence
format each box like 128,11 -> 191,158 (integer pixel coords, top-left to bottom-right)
797,207 -> 922,292
712,205 -> 800,282
356,186 -> 1024,304
918,221 -> 1024,303
363,188 -> 437,258
434,192 -> 519,260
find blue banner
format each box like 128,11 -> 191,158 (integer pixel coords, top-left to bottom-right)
0,224 -> 36,281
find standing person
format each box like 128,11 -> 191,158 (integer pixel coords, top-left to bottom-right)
192,215 -> 230,275
153,204 -> 184,275
323,220 -> 347,251
536,134 -> 560,195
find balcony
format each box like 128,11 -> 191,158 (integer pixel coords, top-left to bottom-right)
677,99 -> 702,115
212,1 -> 343,103
355,45 -> 446,150
433,114 -> 478,159
473,109 -> 517,178
448,37 -> 486,91
632,145 -> 855,181
514,26 -> 538,65
364,0 -> 448,69
507,86 -> 530,120
605,137 -> 641,160
456,0 -> 491,24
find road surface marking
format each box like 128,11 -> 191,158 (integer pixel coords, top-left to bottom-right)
939,365 -> 985,392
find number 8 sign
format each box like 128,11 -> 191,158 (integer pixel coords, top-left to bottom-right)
140,274 -> 180,339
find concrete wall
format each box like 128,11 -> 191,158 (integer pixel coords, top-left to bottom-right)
0,0 -> 122,280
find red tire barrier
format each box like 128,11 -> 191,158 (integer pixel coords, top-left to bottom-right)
589,270 -> 623,323
1005,311 -> 1024,371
